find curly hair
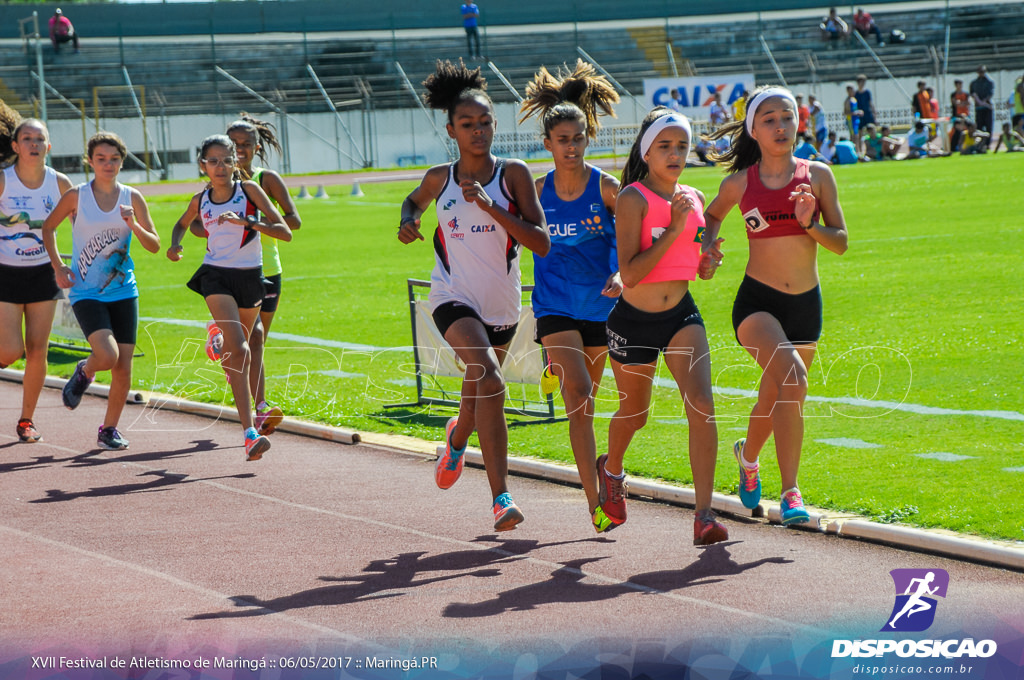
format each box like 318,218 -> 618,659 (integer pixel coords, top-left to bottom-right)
0,100 -> 24,167
422,59 -> 491,122
519,59 -> 619,139
226,112 -> 282,165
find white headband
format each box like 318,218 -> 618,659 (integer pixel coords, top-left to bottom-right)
745,88 -> 798,136
640,113 -> 692,159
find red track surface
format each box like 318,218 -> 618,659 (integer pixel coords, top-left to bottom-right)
1,380 -> 1021,670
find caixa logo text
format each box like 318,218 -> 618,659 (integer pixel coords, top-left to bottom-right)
831,639 -> 997,659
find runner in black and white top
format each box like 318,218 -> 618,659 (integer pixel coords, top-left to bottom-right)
167,134 -> 290,462
0,105 -> 72,443
398,60 -> 548,532
42,132 -> 160,450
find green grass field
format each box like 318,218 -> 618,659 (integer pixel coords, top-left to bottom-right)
35,152 -> 1024,541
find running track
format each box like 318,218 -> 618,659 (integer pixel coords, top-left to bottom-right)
1,380 -> 1022,677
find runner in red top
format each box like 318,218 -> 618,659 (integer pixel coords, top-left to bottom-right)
701,86 -> 849,527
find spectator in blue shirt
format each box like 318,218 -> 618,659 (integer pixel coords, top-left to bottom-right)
793,133 -> 820,160
461,3 -> 482,58
834,136 -> 859,164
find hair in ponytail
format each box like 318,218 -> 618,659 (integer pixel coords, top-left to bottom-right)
519,59 -> 619,139
422,59 -> 491,123
619,107 -> 674,187
226,112 -> 282,165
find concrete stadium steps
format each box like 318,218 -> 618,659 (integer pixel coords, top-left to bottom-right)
672,3 -> 1024,83
3,3 -> 1021,121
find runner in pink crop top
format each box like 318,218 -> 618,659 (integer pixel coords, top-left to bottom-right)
630,181 -> 705,283
739,158 -> 820,239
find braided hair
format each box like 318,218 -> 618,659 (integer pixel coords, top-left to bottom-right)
226,112 -> 282,165
519,59 -> 619,139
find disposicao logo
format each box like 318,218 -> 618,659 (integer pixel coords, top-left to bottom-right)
883,568 -> 948,632
831,568 -> 997,660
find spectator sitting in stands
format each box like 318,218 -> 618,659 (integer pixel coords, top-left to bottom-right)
948,117 -> 967,153
694,135 -> 713,165
960,120 -> 990,154
48,8 -> 79,54
818,131 -> 838,164
862,123 -> 882,160
905,121 -> 931,158
878,125 -> 900,159
993,122 -> 1024,153
833,136 -> 859,164
820,8 -> 850,44
853,8 -> 884,46
793,133 -> 820,161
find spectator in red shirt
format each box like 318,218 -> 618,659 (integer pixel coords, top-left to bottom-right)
796,93 -> 810,135
853,8 -> 884,46
48,8 -> 79,54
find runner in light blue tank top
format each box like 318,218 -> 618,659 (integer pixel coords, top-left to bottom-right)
519,60 -> 623,534
42,132 -> 161,451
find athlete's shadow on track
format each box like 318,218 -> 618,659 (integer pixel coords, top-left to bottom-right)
188,536 -> 606,621
67,439 -> 219,467
29,468 -> 256,503
0,439 -> 217,474
443,543 -> 793,619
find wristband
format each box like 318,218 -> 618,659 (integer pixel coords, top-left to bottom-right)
246,214 -> 258,226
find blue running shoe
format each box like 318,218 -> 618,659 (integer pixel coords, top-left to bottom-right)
492,492 -> 524,531
781,488 -> 811,525
733,438 -> 761,509
435,417 -> 466,489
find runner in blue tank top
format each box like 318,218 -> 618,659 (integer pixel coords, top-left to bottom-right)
520,61 -> 623,533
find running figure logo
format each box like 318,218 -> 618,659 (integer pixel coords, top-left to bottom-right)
882,568 -> 949,632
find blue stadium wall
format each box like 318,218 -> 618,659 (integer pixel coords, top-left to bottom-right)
1,1 -> 887,37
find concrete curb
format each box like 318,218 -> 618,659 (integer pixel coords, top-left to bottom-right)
431,442 -> 1024,572
3,368 -> 1021,571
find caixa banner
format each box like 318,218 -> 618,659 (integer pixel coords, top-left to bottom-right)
644,74 -> 755,118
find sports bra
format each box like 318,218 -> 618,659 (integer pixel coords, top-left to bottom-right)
739,158 -> 819,239
629,182 -> 703,284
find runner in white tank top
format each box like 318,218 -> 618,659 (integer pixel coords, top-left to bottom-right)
166,134 -> 290,462
398,61 -> 549,533
0,164 -> 61,267
429,159 -> 521,327
198,181 -> 262,269
0,114 -> 72,444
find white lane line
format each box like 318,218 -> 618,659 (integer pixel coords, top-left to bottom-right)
915,452 -> 977,462
816,438 -> 883,449
138,318 -> 1024,422
0,524 -> 379,647
8,435 -> 822,634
